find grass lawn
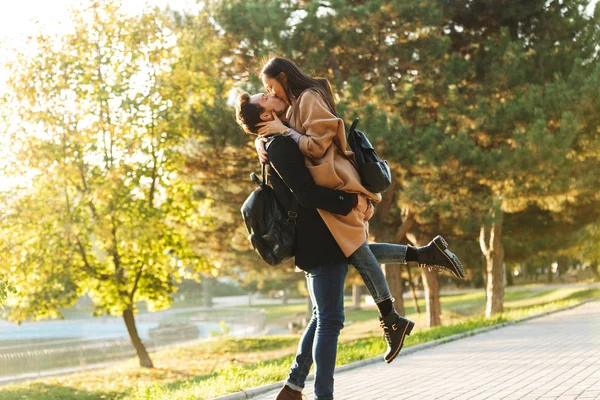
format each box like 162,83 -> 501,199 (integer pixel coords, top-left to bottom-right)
1,287 -> 598,400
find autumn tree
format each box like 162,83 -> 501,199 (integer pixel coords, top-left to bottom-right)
0,0 -> 204,368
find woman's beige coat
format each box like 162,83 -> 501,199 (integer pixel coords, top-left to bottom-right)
286,89 -> 382,257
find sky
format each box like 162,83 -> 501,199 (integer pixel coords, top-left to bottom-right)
0,0 -> 198,39
0,0 -> 199,88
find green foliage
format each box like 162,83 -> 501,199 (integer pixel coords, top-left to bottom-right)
0,277 -> 15,309
164,9 -> 265,276
209,0 -> 600,275
209,320 -> 231,337
0,0 -> 206,365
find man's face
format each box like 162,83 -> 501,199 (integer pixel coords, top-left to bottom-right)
250,93 -> 288,121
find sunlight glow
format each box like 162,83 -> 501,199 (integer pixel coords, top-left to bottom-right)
0,0 -> 198,193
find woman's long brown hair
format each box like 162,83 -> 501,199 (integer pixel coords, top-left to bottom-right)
261,57 -> 338,116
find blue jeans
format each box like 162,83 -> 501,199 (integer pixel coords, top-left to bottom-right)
286,262 -> 348,400
348,242 -> 408,303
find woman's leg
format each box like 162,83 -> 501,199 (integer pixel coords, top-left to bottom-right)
348,242 -> 398,304
348,242 -> 417,302
369,243 -> 409,265
348,242 -> 415,364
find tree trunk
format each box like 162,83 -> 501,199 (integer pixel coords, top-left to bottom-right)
405,264 -> 421,314
505,263 -> 513,286
421,268 -> 441,327
480,204 -> 505,317
375,205 -> 418,314
408,232 -> 441,325
282,288 -> 288,305
352,283 -> 362,310
123,306 -> 154,368
590,262 -> 600,282
382,264 -> 404,316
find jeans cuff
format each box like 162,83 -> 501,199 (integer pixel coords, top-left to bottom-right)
374,294 -> 394,303
285,380 -> 304,392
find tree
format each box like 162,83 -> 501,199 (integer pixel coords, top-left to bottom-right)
580,223 -> 600,282
0,0 -> 204,368
435,0 -> 600,315
211,0 -> 600,319
166,7 -> 278,279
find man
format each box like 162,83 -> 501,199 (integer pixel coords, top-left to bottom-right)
237,91 -> 359,400
236,92 -> 464,399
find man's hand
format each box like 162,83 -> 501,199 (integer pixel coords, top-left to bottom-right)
254,136 -> 269,164
256,112 -> 287,136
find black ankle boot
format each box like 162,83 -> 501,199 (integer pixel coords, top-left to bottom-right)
416,235 -> 466,279
379,311 -> 415,363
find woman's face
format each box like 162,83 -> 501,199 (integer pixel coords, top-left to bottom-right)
262,74 -> 289,105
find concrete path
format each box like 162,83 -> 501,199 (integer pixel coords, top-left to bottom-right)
251,301 -> 600,400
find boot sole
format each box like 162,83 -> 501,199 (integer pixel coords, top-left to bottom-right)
433,235 -> 466,280
384,320 -> 415,364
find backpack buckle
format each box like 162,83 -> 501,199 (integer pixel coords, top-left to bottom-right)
287,211 -> 298,225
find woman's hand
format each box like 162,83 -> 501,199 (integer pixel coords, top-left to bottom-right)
356,195 -> 375,221
256,112 -> 287,136
254,136 -> 269,164
363,199 -> 375,222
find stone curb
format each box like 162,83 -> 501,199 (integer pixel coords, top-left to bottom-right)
213,296 -> 599,400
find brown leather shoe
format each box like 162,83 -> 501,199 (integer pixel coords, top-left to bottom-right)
275,385 -> 303,400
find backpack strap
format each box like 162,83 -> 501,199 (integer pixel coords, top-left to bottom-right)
262,155 -> 299,225
287,197 -> 299,225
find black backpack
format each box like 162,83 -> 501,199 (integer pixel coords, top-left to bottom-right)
240,164 -> 299,266
345,118 -> 392,193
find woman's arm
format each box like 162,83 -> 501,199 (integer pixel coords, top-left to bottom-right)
254,136 -> 269,164
296,90 -> 344,159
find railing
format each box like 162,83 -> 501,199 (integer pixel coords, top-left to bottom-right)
0,307 -> 265,380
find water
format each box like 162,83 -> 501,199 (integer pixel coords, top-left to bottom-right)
0,307 -> 266,381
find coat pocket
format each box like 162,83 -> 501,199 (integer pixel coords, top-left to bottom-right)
306,161 -> 344,189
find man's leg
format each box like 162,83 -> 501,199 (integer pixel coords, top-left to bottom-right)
309,262 -> 348,400
282,275 -> 319,395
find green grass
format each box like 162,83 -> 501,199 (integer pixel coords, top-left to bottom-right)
1,287 -> 598,400
239,302 -> 309,323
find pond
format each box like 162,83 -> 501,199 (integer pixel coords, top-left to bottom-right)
0,307 -> 265,382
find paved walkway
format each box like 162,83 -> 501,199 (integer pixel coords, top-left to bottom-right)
251,301 -> 600,400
